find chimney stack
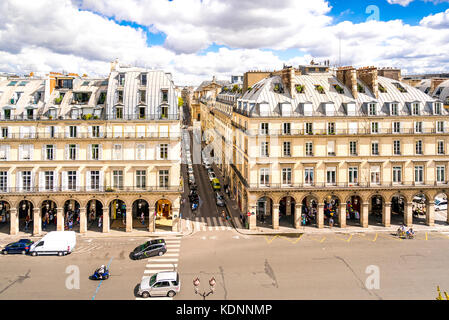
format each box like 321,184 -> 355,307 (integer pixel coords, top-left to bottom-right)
337,66 -> 358,99
378,67 -> 402,81
357,66 -> 379,98
430,78 -> 446,95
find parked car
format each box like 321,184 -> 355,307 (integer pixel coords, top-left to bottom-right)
435,201 -> 447,212
215,192 -> 225,207
2,239 -> 34,255
208,171 -> 217,181
131,239 -> 167,260
138,271 -> 181,298
29,231 -> 76,256
212,178 -> 221,191
204,162 -> 211,170
188,166 -> 194,175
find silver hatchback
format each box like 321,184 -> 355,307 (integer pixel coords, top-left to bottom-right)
138,271 -> 181,298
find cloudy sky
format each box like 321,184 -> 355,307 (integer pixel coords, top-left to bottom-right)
0,0 -> 448,85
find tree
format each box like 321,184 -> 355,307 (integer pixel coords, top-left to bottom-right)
178,97 -> 184,107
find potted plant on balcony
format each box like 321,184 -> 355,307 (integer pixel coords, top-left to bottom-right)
357,83 -> 365,93
334,84 -> 344,94
295,84 -> 305,94
378,84 -> 387,93
105,187 -> 114,192
93,115 -> 99,120
54,96 -> 63,105
315,85 -> 325,94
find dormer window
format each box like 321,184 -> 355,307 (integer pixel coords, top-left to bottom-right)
73,92 -> 91,104
390,103 -> 399,116
118,73 -> 125,86
26,109 -> 34,120
139,90 -> 146,104
7,81 -> 17,86
412,102 -> 420,115
49,108 -> 56,119
378,84 -> 387,93
82,81 -> 90,86
116,90 -> 123,104
34,92 -> 43,104
140,73 -> 147,86
435,87 -> 443,96
304,103 -> 313,116
346,103 -> 356,116
434,102 -> 442,115
393,82 -> 407,93
139,107 -> 146,119
71,108 -> 80,119
116,107 -> 123,119
161,89 -> 168,103
368,103 -> 377,116
424,87 -> 430,94
4,109 -> 11,120
98,92 -> 106,105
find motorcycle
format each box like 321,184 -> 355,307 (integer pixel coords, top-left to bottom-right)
396,228 -> 406,238
89,267 -> 110,280
191,202 -> 198,211
406,231 -> 415,239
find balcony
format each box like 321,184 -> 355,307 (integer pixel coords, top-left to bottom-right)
247,181 -> 448,190
243,128 -> 445,137
0,186 -> 183,194
2,131 -> 181,140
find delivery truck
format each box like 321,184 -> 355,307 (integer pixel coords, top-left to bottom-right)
29,231 -> 76,256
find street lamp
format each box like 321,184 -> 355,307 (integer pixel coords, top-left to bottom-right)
193,277 -> 216,300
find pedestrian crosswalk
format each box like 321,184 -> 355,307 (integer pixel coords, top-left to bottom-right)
136,237 -> 182,301
183,216 -> 243,232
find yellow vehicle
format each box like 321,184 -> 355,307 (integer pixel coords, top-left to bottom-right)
212,178 -> 221,191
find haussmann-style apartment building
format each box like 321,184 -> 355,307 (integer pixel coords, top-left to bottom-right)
199,64 -> 449,231
0,60 -> 182,235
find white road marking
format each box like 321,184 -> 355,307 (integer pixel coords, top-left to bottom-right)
146,264 -> 178,268
148,258 -> 179,262
136,297 -> 173,301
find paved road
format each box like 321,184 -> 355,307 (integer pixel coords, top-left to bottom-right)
1,230 -> 449,299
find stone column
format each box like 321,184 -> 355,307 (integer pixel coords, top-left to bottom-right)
383,202 -> 391,227
426,201 -> 435,227
149,206 -> 155,233
317,204 -> 324,229
294,204 -> 302,229
79,207 -> 87,234
10,208 -> 18,235
126,205 -> 133,232
102,208 -> 110,233
56,208 -> 64,231
272,203 -> 280,230
172,207 -> 180,232
405,202 -> 413,227
361,203 -> 369,228
248,206 -> 257,231
339,204 -> 346,228
33,207 -> 41,235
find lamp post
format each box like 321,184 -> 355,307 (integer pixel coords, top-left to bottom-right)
193,277 -> 216,300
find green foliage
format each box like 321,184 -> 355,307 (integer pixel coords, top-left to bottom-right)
315,85 -> 325,94
357,83 -> 365,93
378,84 -> 387,93
54,96 -> 63,104
295,84 -> 305,93
82,114 -> 93,120
334,84 -> 344,94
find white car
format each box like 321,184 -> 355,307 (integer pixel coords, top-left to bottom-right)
436,201 -> 447,211
188,166 -> 194,175
204,163 -> 211,170
208,171 -> 216,181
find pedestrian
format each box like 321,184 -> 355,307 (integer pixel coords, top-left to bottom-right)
261,214 -> 265,223
68,219 -> 73,230
42,215 -> 47,231
222,210 -> 226,221
25,215 -> 30,231
239,213 -> 243,223
98,214 -> 102,228
329,215 -> 334,228
141,212 -> 145,225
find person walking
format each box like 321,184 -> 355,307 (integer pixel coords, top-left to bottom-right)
98,214 -> 102,229
68,219 -> 73,230
25,215 -> 30,231
329,213 -> 334,228
141,211 -> 145,225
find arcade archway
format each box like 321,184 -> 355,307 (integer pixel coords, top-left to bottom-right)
41,200 -> 57,232
64,200 -> 80,231
412,193 -> 428,225
391,195 -> 406,225
434,192 -> 448,225
279,196 -> 295,227
301,195 -> 318,226
0,201 -> 10,234
110,199 -> 127,231
86,199 -> 103,231
369,195 -> 384,226
18,200 -> 33,233
155,199 -> 172,231
133,199 -> 149,230
324,195 -> 340,227
256,196 -> 273,227
345,195 -> 361,226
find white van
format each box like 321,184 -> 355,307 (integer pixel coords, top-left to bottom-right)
29,231 -> 76,256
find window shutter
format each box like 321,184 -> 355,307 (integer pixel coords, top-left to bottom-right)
16,171 -> 22,192
7,126 -> 12,139
18,145 -> 23,161
88,126 -> 92,138
39,171 -> 44,192
42,145 -> 46,161
62,171 -> 68,191
65,144 -> 69,160
31,171 -> 35,192
65,127 -> 69,138
46,126 -> 51,138
99,126 -> 104,138
75,145 -> 79,160
30,126 -> 36,139
99,144 -> 103,160
53,170 -> 58,192
5,145 -> 10,161
29,145 -> 34,160
76,171 -> 80,191
76,126 -> 81,138
86,171 -> 91,191
88,144 -> 92,160
99,171 -> 104,191
54,126 -> 58,138
156,145 -> 161,160
19,127 -> 24,139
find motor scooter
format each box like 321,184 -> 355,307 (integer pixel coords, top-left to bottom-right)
89,267 -> 110,280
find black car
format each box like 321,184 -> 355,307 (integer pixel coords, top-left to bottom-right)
2,239 -> 34,255
131,239 -> 167,260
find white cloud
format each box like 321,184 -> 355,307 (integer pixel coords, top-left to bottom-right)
387,0 -> 449,6
0,0 -> 449,86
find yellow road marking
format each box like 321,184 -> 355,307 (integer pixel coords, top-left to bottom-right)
264,235 -> 279,244
373,233 -> 378,242
336,234 -> 353,242
320,237 -> 326,243
426,232 -> 428,241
